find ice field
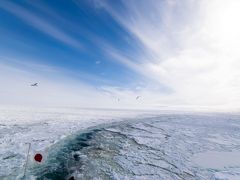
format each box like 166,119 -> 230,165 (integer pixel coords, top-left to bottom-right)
0,107 -> 240,179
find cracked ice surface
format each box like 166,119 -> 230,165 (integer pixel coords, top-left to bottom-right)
0,106 -> 155,179
32,113 -> 240,179
101,115 -> 240,179
1,106 -> 240,179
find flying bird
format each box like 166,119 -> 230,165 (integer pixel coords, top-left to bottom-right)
31,83 -> 38,87
136,96 -> 141,100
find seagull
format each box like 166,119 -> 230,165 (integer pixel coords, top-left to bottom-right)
136,96 -> 141,100
31,83 -> 38,87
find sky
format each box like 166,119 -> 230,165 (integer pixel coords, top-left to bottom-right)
0,0 -> 240,110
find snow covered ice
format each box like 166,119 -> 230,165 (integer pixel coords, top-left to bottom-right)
0,106 -> 157,179
1,106 -> 240,179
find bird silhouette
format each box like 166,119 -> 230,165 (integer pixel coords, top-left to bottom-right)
31,83 -> 38,87
136,96 -> 141,100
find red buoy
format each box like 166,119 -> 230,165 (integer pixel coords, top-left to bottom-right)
34,153 -> 43,162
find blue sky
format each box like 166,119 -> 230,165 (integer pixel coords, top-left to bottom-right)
0,0 -> 143,87
1,0 -> 240,110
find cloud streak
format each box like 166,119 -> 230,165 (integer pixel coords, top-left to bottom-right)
0,57 -> 119,108
93,0 -> 240,109
0,1 -> 83,50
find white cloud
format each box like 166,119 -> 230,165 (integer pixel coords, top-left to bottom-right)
95,60 -> 101,64
0,57 -> 170,110
0,58 -> 116,108
95,0 -> 240,110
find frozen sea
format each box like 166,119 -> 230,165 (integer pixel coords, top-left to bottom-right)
0,107 -> 240,179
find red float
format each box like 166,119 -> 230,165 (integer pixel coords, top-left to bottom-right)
34,153 -> 43,162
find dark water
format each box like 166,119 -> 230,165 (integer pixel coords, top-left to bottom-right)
31,129 -> 101,179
